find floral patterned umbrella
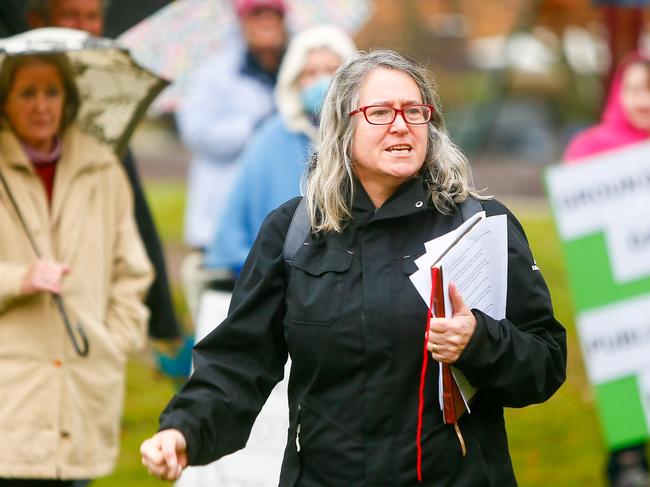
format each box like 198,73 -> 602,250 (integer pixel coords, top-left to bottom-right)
0,28 -> 168,157
118,0 -> 373,114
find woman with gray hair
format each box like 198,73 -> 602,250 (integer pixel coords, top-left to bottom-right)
141,49 -> 566,486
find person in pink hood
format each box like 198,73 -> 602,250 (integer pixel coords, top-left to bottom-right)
564,52 -> 650,487
565,52 -> 650,162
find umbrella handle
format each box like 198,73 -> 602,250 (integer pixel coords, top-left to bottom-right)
53,295 -> 90,357
1,167 -> 90,357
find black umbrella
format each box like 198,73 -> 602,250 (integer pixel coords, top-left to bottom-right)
104,0 -> 174,37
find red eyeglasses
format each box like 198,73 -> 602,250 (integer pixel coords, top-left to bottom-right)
349,104 -> 434,125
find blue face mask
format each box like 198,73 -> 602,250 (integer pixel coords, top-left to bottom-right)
300,76 -> 332,116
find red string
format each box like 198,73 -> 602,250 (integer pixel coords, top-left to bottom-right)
416,274 -> 436,482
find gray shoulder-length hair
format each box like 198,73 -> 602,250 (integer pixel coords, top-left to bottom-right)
305,49 -> 487,234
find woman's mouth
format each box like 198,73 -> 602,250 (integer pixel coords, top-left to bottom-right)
386,144 -> 412,154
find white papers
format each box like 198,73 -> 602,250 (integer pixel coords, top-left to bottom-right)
439,215 -> 508,321
414,211 -> 485,270
409,212 -> 508,411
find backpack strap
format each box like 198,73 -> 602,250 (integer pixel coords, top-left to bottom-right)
459,197 -> 482,222
283,197 -> 309,265
282,196 -> 483,268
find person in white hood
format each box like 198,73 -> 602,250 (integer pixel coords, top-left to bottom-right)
204,24 -> 357,274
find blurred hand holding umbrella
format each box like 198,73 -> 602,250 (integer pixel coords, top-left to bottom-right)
0,27 -> 167,356
119,0 -> 373,114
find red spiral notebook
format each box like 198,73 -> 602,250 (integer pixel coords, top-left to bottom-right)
430,266 -> 467,424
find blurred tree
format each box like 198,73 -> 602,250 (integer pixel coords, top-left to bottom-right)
600,4 -> 644,79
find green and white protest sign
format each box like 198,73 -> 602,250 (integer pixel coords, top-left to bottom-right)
546,141 -> 650,449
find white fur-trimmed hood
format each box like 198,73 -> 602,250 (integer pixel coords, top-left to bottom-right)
275,25 -> 357,140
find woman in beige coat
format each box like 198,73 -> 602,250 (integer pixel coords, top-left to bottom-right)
0,52 -> 152,486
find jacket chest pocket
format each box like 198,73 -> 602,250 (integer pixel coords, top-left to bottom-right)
285,246 -> 353,326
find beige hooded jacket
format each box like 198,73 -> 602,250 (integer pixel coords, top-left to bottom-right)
0,125 -> 152,479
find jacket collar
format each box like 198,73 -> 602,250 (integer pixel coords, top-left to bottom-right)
351,175 -> 432,223
0,125 -> 115,230
0,125 -> 113,174
0,128 -> 36,172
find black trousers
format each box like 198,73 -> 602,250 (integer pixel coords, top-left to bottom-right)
0,481 -> 73,486
607,444 -> 649,486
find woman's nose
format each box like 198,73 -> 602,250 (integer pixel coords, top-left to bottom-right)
389,111 -> 409,132
34,93 -> 48,111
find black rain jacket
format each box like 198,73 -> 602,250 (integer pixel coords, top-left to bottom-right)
159,177 -> 567,486
122,150 -> 181,340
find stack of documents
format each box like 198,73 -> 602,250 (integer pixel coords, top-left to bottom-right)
409,210 -> 508,418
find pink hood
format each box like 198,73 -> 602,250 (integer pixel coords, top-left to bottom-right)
564,52 -> 650,163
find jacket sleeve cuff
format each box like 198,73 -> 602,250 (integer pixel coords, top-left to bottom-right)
0,263 -> 28,309
455,309 -> 491,371
158,413 -> 199,465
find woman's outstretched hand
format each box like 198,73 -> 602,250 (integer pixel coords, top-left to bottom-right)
140,429 -> 188,481
427,282 -> 477,364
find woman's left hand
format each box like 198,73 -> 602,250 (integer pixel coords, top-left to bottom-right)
426,282 -> 477,364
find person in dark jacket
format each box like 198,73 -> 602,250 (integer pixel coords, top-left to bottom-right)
140,49 -> 567,486
0,1 -> 29,37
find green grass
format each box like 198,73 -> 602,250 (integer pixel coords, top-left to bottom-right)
94,357 -> 178,487
143,181 -> 186,246
506,214 -> 604,486
98,191 -> 605,486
